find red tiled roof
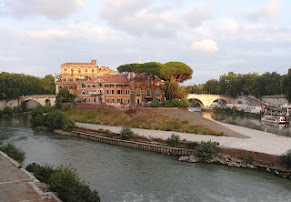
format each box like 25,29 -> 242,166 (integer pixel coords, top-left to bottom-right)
93,74 -> 129,83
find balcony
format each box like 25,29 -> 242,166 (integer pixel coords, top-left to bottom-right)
89,92 -> 102,95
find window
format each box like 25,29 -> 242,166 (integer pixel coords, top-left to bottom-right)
88,90 -> 91,94
85,68 -> 88,73
59,86 -> 62,89
64,68 -> 67,74
106,90 -> 109,95
63,78 -> 66,82
146,89 -> 151,96
82,83 -> 86,88
111,98 -> 114,103
117,90 -> 122,95
69,78 -> 73,82
99,90 -> 102,94
106,98 -> 109,103
156,89 -> 160,97
110,84 -> 114,87
88,98 -> 91,103
91,68 -> 95,73
69,86 -> 73,89
111,90 -> 114,95
93,98 -> 96,103
105,84 -> 109,87
127,99 -> 130,104
99,83 -> 102,87
71,68 -> 74,75
78,68 -> 81,74
137,99 -> 140,104
81,91 -> 86,95
125,90 -> 130,95
117,98 -> 122,103
93,85 -> 95,88
136,89 -> 140,96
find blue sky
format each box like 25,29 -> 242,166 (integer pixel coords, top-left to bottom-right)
0,0 -> 291,85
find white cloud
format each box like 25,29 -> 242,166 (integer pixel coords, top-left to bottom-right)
192,39 -> 219,54
181,3 -> 214,27
26,29 -> 68,40
2,0 -> 85,18
215,18 -> 239,33
100,0 -> 176,37
246,0 -> 281,21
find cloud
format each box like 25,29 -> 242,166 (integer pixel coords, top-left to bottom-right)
99,0 -> 176,37
1,0 -> 85,18
192,39 -> 219,54
26,29 -> 68,40
246,1 -> 281,21
181,3 -> 214,27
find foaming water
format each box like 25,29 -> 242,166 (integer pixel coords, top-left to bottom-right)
1,114 -> 291,201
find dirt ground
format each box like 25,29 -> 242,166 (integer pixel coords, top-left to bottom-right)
163,110 -> 247,138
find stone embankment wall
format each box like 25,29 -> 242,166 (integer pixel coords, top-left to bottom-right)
56,128 -> 193,156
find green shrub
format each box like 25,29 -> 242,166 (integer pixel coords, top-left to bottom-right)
26,163 -> 54,184
31,106 -> 46,127
162,100 -> 171,107
3,107 -> 13,115
0,110 -> 2,117
12,106 -> 22,113
21,101 -> 28,112
26,163 -> 100,202
0,143 -> 25,163
104,129 -> 114,138
150,100 -> 159,108
166,134 -> 180,147
120,127 -> 134,140
281,149 -> 291,168
243,153 -> 254,165
179,99 -> 189,108
45,110 -> 64,131
62,116 -> 75,132
187,142 -> 199,150
195,140 -> 219,161
171,99 -> 180,107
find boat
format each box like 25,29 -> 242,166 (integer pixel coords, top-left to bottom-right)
261,115 -> 289,124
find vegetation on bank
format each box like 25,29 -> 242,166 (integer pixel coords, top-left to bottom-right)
185,69 -> 291,102
26,163 -> 100,202
0,141 -> 26,163
195,140 -> 219,161
281,150 -> 291,168
30,106 -> 75,132
64,108 -> 221,135
0,102 -> 32,117
0,72 -> 55,103
150,99 -> 189,108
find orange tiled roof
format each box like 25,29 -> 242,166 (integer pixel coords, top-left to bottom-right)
61,62 -> 98,66
94,74 -> 129,83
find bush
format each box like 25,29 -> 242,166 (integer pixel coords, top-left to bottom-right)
26,163 -> 100,202
171,99 -> 180,107
0,110 -> 2,117
281,149 -> 291,168
186,142 -> 199,150
166,134 -> 180,147
21,101 -> 28,112
31,106 -> 46,127
3,107 -> 13,115
120,127 -> 134,140
179,99 -> 189,108
150,100 -> 159,108
0,142 -> 25,163
45,110 -> 64,131
26,163 -> 54,184
243,153 -> 253,165
62,116 -> 75,132
162,100 -> 171,107
195,140 -> 219,161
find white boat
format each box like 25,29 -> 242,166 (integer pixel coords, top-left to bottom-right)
261,115 -> 289,124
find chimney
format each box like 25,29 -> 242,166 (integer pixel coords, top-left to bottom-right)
91,59 -> 97,65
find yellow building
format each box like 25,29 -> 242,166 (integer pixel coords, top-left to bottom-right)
55,59 -> 118,94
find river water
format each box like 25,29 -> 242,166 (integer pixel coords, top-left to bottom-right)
1,114 -> 291,202
189,107 -> 291,137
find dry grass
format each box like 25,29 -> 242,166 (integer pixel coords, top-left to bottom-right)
64,108 -> 221,135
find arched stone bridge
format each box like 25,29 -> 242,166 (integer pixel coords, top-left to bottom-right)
19,95 -> 56,108
187,94 -> 231,110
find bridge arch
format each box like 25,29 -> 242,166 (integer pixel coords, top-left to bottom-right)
187,94 -> 231,110
188,98 -> 204,108
22,99 -> 41,109
45,99 -> 51,107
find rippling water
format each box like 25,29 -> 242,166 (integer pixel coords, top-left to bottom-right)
1,114 -> 291,201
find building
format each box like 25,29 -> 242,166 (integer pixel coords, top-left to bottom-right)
76,73 -> 165,107
55,59 -> 118,94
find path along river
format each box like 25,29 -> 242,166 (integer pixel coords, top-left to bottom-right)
1,114 -> 291,202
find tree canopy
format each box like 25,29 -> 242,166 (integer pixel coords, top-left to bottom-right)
0,72 -> 55,102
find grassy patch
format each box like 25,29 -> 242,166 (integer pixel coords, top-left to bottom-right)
64,108 -> 220,135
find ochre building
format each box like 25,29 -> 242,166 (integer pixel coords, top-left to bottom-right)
55,60 -> 165,107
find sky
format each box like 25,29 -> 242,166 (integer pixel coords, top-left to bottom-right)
0,0 -> 291,85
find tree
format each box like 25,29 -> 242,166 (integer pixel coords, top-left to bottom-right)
161,62 -> 193,83
41,75 -> 55,94
56,88 -> 76,103
283,69 -> 291,103
203,79 -> 220,94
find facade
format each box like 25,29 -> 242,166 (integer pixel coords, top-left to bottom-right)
77,73 -> 165,107
55,59 -> 118,94
55,59 -> 165,107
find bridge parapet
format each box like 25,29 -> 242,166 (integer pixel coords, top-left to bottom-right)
187,94 -> 231,109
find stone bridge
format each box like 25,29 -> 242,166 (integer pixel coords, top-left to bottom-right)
19,95 -> 56,108
187,94 -> 231,110
0,95 -> 56,110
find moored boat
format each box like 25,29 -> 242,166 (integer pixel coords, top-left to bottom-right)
261,115 -> 289,124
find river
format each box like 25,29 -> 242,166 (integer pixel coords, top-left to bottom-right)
189,107 -> 291,137
1,114 -> 291,202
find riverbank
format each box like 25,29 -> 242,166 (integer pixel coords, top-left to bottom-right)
0,151 -> 60,202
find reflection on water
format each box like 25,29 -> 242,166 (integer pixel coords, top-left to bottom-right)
201,111 -> 291,136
